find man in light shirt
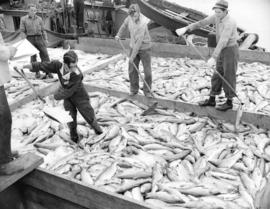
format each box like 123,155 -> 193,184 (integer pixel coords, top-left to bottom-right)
0,33 -> 25,175
176,0 -> 239,111
20,4 -> 52,79
115,4 -> 152,97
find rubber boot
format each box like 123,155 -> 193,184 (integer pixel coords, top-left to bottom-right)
68,122 -> 79,143
91,120 -> 103,135
216,98 -> 233,111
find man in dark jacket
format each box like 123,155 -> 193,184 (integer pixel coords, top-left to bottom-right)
23,51 -> 103,143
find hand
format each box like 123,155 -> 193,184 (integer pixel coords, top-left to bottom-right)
8,46 -> 17,59
129,57 -> 134,64
22,64 -> 33,70
115,36 -> 120,41
48,95 -> 56,107
45,39 -> 49,46
176,27 -> 188,36
207,57 -> 216,67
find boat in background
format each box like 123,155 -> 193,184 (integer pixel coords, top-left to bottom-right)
137,0 -> 245,37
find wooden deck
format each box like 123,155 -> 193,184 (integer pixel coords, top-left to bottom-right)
6,38 -> 270,209
0,153 -> 43,192
21,169 -> 155,209
76,37 -> 270,65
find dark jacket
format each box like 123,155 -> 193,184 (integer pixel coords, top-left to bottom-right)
31,60 -> 89,100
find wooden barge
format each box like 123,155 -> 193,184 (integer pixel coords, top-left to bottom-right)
1,38 -> 270,209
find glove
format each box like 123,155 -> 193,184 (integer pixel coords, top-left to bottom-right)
176,27 -> 188,36
207,57 -> 216,67
115,36 -> 120,41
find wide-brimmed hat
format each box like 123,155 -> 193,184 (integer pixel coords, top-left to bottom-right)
213,0 -> 228,10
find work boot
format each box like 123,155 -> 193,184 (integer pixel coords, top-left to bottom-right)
91,120 -> 103,135
144,92 -> 152,98
35,71 -> 41,79
129,91 -> 138,96
0,160 -> 25,175
216,99 -> 233,111
47,73 -> 53,79
198,96 -> 216,107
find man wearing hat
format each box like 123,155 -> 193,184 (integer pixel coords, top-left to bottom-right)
115,4 -> 152,97
23,51 -> 103,143
176,0 -> 239,111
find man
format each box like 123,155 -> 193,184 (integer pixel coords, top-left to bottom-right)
115,4 -> 152,97
0,32 -> 25,175
73,0 -> 85,34
176,0 -> 239,111
23,51 -> 103,143
20,4 -> 52,79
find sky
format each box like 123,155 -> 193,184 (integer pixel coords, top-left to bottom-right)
168,0 -> 270,51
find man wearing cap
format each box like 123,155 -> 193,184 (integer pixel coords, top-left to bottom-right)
115,4 -> 152,97
20,4 -> 52,79
0,33 -> 25,175
23,51 -> 103,143
176,0 -> 239,111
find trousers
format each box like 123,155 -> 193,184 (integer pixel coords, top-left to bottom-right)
128,48 -> 152,95
0,86 -> 12,165
210,45 -> 239,99
27,36 -> 50,63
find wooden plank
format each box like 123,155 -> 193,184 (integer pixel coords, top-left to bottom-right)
22,185 -> 87,209
21,168 -> 156,209
76,37 -> 270,65
83,84 -> 270,130
81,54 -> 125,75
0,153 -> 43,192
9,54 -> 124,112
0,184 -> 25,209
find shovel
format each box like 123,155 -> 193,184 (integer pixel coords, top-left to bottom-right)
13,66 -> 72,125
182,35 -> 244,131
118,39 -> 158,116
13,66 -> 46,103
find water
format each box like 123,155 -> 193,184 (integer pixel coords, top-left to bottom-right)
168,0 -> 270,51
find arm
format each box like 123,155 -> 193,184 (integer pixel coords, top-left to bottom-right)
116,17 -> 129,38
19,17 -> 27,38
54,73 -> 82,100
212,22 -> 234,59
40,18 -> 48,41
27,60 -> 61,74
0,45 -> 11,61
188,15 -> 215,32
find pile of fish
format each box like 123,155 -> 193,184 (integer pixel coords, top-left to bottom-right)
11,91 -> 270,209
83,57 -> 270,114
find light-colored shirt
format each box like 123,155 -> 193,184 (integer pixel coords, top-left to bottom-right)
0,33 -> 12,86
20,14 -> 48,40
188,14 -> 238,59
117,15 -> 151,59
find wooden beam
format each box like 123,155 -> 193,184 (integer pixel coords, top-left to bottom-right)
84,84 -> 270,130
9,54 -> 124,112
76,37 -> 270,65
0,153 -> 43,192
22,185 -> 87,209
21,169 -> 156,209
81,54 -> 125,74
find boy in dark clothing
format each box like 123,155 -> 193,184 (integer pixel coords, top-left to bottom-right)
23,51 -> 103,143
